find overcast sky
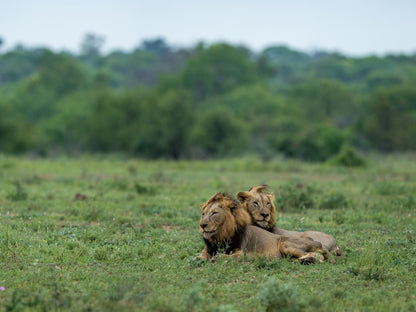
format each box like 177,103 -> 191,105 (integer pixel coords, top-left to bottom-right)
1,0 -> 415,56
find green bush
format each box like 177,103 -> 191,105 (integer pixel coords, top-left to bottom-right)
190,108 -> 249,158
275,183 -> 315,211
7,181 -> 28,201
257,278 -> 301,312
329,144 -> 366,167
273,124 -> 346,162
319,191 -> 349,209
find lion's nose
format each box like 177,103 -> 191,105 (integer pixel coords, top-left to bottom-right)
261,213 -> 269,219
200,223 -> 208,229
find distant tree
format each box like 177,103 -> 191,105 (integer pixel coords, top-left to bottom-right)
1,39 -> 416,157
0,99 -> 31,153
198,84 -> 289,133
180,43 -> 257,100
308,53 -> 349,81
190,108 -> 249,157
262,45 -> 310,64
289,79 -> 355,126
365,71 -> 403,89
83,90 -> 143,152
101,51 -> 162,87
101,44 -> 189,87
36,51 -> 88,96
92,70 -> 111,89
140,38 -> 171,56
135,90 -> 193,159
80,33 -> 105,65
271,124 -> 346,162
360,86 -> 416,151
0,47 -> 43,85
260,45 -> 311,83
10,51 -> 88,122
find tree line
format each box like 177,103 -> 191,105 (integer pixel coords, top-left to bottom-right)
1,34 -> 416,160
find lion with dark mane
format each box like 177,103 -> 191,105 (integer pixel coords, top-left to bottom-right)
198,192 -> 328,264
237,185 -> 344,257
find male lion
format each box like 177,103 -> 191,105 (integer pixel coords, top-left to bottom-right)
237,185 -> 344,257
198,192 -> 328,264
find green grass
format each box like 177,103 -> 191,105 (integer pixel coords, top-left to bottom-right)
0,154 -> 416,311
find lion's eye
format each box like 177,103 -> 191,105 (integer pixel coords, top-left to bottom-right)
253,202 -> 259,207
267,202 -> 271,206
211,212 -> 217,216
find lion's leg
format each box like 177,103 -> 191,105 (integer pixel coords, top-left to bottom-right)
279,240 -> 329,264
222,249 -> 244,259
279,242 -> 316,264
199,247 -> 213,261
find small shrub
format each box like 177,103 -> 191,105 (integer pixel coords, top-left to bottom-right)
253,256 -> 281,270
274,124 -> 345,162
150,171 -> 172,184
328,144 -> 366,167
93,246 -> 112,261
7,181 -> 28,201
184,286 -> 203,312
134,182 -> 155,195
362,267 -> 385,281
332,210 -> 346,225
276,183 -> 315,211
391,195 -> 416,210
319,191 -> 349,209
217,305 -> 239,312
110,179 -> 129,190
373,182 -> 407,196
257,278 -> 301,312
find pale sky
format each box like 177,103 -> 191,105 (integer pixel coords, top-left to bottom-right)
1,0 -> 415,56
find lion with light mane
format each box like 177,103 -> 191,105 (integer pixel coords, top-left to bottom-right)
199,192 -> 328,264
237,185 -> 344,257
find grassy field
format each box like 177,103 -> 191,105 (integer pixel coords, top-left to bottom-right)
0,154 -> 415,311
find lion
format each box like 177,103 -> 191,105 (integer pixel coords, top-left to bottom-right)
237,185 -> 344,257
198,192 -> 328,264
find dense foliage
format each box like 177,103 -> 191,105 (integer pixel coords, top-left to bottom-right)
1,35 -> 416,159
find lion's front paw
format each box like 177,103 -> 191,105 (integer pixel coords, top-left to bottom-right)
299,254 -> 316,265
209,255 -> 217,263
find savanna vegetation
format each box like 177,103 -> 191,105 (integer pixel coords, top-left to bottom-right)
0,155 -> 415,311
1,34 -> 416,160
1,34 -> 416,311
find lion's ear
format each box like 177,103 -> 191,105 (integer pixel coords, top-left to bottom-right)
249,184 -> 268,193
212,192 -> 227,202
267,192 -> 275,201
237,191 -> 252,203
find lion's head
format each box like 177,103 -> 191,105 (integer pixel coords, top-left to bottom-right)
199,192 -> 251,243
237,184 -> 276,231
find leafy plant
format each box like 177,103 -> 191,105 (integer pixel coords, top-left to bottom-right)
7,181 -> 28,201
276,183 -> 315,211
257,278 -> 301,312
319,191 -> 349,209
328,144 -> 366,167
